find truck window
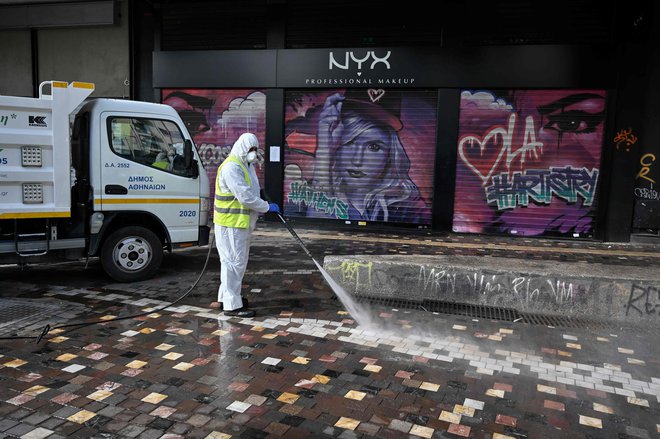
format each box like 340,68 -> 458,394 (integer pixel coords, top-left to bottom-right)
108,117 -> 189,176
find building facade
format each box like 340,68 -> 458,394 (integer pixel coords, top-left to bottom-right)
1,0 -> 658,242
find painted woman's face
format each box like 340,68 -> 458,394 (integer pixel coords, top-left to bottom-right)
496,90 -> 607,235
515,90 -> 606,168
335,125 -> 390,190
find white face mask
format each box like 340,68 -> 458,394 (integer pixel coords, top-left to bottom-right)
246,151 -> 257,163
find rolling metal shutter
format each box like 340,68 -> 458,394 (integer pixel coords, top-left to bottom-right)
283,88 -> 437,226
453,89 -> 607,238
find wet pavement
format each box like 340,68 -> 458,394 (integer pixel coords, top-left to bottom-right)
0,221 -> 658,438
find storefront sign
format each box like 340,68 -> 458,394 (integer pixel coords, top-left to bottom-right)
278,48 -> 425,88
153,46 -> 615,89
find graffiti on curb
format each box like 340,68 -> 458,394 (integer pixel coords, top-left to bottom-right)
327,261 -> 373,291
416,265 -> 583,306
328,262 -> 589,308
419,266 -> 457,295
625,284 -> 659,316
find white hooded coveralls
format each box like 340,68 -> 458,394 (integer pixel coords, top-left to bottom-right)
215,133 -> 269,311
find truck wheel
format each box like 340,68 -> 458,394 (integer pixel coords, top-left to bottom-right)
101,226 -> 163,282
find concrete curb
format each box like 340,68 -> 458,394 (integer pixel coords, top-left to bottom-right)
323,255 -> 660,323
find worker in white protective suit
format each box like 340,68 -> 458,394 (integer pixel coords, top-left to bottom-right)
212,133 -> 280,317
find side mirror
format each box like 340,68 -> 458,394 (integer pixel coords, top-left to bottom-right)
183,139 -> 199,178
190,159 -> 199,178
184,139 -> 193,169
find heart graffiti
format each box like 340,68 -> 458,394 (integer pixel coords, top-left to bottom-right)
367,89 -> 385,103
458,114 -> 544,186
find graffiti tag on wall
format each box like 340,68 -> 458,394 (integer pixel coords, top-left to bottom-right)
288,181 -> 349,220
458,113 -> 543,186
633,151 -> 660,230
614,128 -> 638,152
485,166 -> 599,210
636,153 -> 656,184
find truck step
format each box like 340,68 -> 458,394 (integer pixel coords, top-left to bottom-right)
15,232 -> 49,256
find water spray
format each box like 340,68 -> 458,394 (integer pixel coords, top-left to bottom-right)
273,213 -> 375,328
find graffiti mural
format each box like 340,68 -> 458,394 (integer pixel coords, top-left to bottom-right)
633,148 -> 660,231
453,90 -> 607,237
283,88 -> 437,225
161,89 -> 267,203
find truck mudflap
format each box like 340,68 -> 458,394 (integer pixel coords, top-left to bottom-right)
198,225 -> 210,246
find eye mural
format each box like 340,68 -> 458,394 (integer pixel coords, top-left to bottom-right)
283,88 -> 437,225
453,89 -> 607,237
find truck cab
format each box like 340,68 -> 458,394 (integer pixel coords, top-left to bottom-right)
0,81 -> 210,282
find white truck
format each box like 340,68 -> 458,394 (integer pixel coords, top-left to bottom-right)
0,81 -> 211,282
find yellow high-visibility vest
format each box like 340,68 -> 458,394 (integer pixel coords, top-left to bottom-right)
214,155 -> 251,228
153,159 -> 169,170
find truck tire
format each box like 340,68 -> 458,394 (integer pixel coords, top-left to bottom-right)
101,226 -> 163,282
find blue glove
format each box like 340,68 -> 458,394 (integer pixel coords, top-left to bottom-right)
267,202 -> 280,214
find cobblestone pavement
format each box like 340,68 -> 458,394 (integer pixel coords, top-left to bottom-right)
0,221 -> 658,438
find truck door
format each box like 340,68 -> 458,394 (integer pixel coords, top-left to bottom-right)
99,114 -> 201,244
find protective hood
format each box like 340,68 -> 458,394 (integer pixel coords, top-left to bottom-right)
230,133 -> 259,164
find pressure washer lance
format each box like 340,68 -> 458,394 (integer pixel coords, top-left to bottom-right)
274,212 -> 332,281
275,213 -> 315,260
261,191 -> 315,260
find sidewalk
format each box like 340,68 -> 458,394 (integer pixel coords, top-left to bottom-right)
254,220 -> 660,263
0,221 -> 657,438
257,222 -> 660,323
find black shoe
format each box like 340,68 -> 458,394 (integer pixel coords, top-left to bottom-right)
210,297 -> 248,311
224,307 -> 255,317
